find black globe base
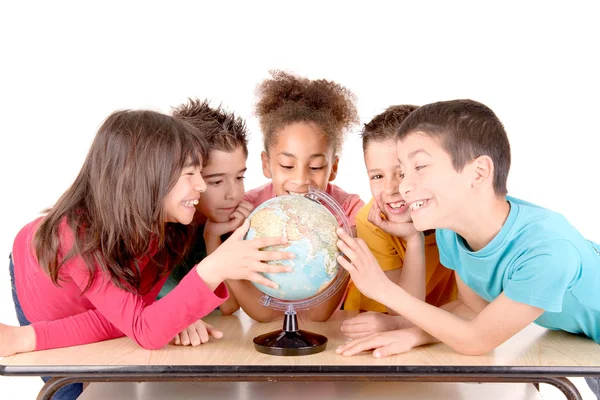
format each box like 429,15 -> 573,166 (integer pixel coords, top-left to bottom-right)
253,310 -> 328,356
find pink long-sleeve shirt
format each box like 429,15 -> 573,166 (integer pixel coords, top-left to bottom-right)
12,217 -> 228,351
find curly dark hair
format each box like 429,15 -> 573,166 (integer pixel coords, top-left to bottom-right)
361,105 -> 419,151
255,70 -> 359,154
172,98 -> 248,157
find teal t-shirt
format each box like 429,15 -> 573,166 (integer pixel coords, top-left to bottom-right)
436,196 -> 600,343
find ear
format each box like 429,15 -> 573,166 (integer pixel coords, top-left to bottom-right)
328,155 -> 339,182
261,151 -> 272,179
470,155 -> 494,190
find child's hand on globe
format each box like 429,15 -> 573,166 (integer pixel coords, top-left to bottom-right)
204,201 -> 254,238
172,319 -> 223,346
197,220 -> 295,290
336,228 -> 393,304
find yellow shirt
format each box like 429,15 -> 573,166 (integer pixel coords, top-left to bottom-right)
343,198 -> 457,312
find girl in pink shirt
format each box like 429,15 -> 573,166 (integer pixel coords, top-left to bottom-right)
1,110 -> 294,360
238,71 -> 365,323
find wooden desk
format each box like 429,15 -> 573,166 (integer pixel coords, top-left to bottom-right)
2,311 -> 600,400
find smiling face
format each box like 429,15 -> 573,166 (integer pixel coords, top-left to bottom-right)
364,139 -> 411,223
396,132 -> 473,231
261,122 -> 339,196
195,146 -> 247,223
164,163 -> 207,225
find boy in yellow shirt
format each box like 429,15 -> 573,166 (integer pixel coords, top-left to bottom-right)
342,105 -> 456,338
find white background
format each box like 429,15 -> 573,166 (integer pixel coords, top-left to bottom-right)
1,1 -> 598,398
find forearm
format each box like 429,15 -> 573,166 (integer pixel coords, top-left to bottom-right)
396,300 -> 478,349
379,284 -> 485,355
32,310 -> 124,351
219,281 -> 240,315
300,278 -> 347,322
226,279 -> 282,322
390,235 -> 426,308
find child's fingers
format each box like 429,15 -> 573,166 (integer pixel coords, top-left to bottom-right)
367,203 -> 382,226
335,334 -> 376,355
180,329 -> 191,346
247,272 -> 279,289
229,219 -> 250,240
251,261 -> 292,274
337,255 -> 356,274
236,201 -> 254,218
336,228 -> 361,252
197,326 -> 209,344
336,239 -> 358,264
206,323 -> 223,339
344,312 -> 375,325
250,236 -> 288,249
338,335 -> 386,357
252,250 -> 295,262
188,328 -> 202,346
373,341 -> 410,358
341,322 -> 370,334
229,210 -> 246,223
173,334 -> 181,345
345,331 -> 377,340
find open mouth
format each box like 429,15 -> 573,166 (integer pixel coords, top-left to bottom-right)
386,200 -> 408,214
285,191 -> 306,196
183,199 -> 198,208
409,199 -> 430,211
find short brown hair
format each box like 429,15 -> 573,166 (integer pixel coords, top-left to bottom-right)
397,99 -> 511,196
255,70 -> 359,154
361,104 -> 419,151
172,98 -> 248,157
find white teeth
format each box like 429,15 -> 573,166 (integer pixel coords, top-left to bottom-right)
388,201 -> 405,209
410,200 -> 426,210
184,200 -> 198,207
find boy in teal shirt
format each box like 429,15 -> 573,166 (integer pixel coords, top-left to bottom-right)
335,99 -> 600,397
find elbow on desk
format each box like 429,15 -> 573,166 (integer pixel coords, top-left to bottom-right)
132,336 -> 169,351
450,337 -> 496,356
241,307 -> 278,323
129,327 -> 171,350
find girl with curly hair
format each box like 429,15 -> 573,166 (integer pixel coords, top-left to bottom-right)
234,71 -> 365,322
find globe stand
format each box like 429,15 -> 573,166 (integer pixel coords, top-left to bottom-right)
245,186 -> 353,357
253,307 -> 327,356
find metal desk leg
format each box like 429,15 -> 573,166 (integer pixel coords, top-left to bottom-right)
536,377 -> 582,400
36,377 -> 81,400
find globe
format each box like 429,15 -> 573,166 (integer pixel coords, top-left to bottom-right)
245,194 -> 341,301
243,187 -> 352,356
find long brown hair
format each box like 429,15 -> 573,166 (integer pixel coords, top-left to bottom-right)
34,110 -> 209,293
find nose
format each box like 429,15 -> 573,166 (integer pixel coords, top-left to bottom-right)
224,180 -> 240,201
194,175 -> 207,193
398,173 -> 414,197
384,175 -> 400,195
292,168 -> 310,187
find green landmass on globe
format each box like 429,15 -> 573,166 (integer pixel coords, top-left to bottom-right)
245,195 -> 341,301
